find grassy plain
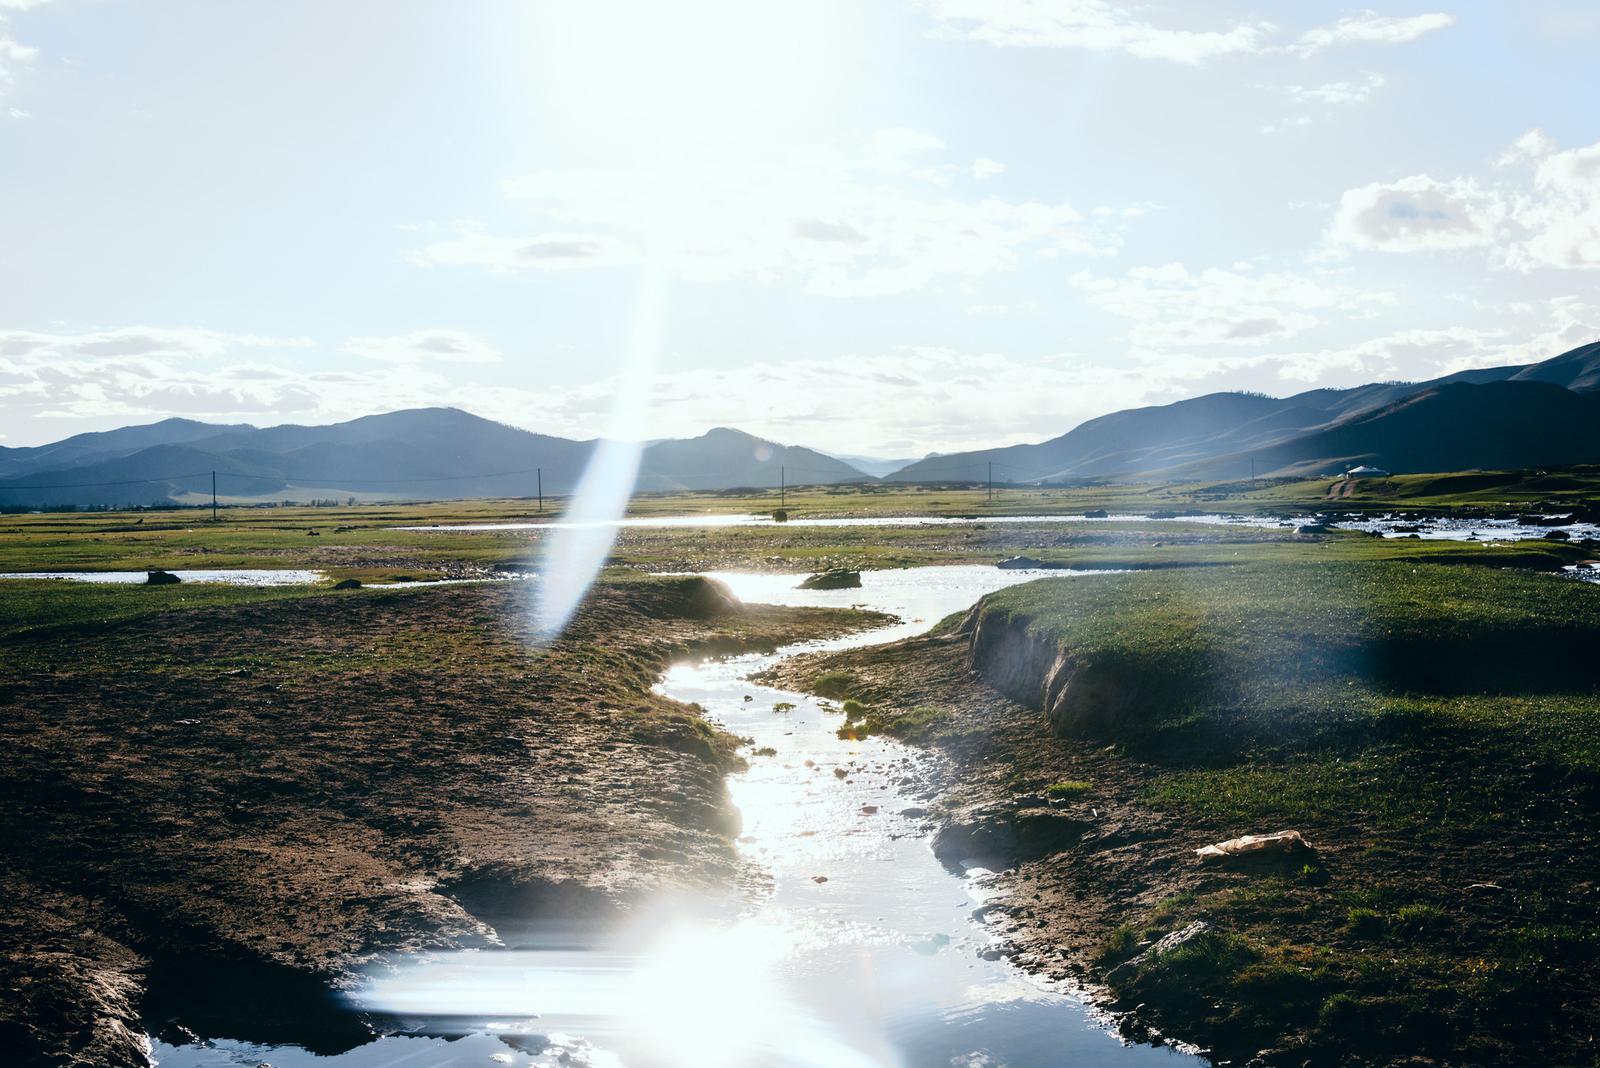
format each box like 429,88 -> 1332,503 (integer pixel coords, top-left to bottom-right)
3,459 -> 1598,568
3,470 -> 1595,582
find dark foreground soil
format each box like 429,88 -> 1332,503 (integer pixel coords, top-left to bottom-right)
765,622 -> 1600,1068
0,576 -> 880,1066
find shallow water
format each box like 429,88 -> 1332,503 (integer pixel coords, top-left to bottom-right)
1335,514 -> 1600,542
398,511 -> 1271,532
0,568 -> 327,586
152,566 -> 1196,1068
399,511 -> 1599,543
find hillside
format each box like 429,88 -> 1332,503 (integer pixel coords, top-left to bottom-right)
0,418 -> 256,480
886,340 -> 1600,482
637,427 -> 869,491
1168,380 -> 1600,479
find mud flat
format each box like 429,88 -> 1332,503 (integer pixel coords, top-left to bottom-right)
0,575 -> 881,1066
767,558 -> 1600,1066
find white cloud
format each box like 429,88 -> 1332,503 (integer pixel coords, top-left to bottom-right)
1326,174 -> 1504,253
420,130 -> 1117,297
1324,132 -> 1600,269
1513,137 -> 1600,270
413,230 -> 635,272
971,157 -> 1006,180
341,330 -> 503,365
1254,305 -> 1600,385
1261,114 -> 1313,135
0,327 -> 528,438
0,0 -> 53,98
1496,128 -> 1555,168
0,328 -> 323,426
541,347 -> 1176,455
1071,263 -> 1394,348
914,3 -> 1452,64
0,327 -> 314,363
1285,71 -> 1386,106
0,30 -> 38,94
966,300 -> 1036,316
914,0 -> 1274,63
1292,10 -> 1454,55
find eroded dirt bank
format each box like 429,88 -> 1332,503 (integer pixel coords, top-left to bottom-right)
0,576 -> 881,1066
765,566 -> 1600,1067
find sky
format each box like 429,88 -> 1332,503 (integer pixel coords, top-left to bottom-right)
1,0 -> 1598,456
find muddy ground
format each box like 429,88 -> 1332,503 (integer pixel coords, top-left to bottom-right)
0,576 -> 881,1066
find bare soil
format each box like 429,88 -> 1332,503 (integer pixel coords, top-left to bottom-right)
0,577 -> 881,1066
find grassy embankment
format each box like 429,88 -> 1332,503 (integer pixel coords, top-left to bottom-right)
777,545 -> 1600,1065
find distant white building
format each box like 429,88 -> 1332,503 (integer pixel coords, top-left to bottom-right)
1346,465 -> 1390,478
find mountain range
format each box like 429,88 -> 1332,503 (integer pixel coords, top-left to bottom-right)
0,412 -> 865,508
3,339 -> 1597,507
887,340 -> 1600,483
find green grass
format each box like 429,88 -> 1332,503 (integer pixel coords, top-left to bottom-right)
4,474 -> 1591,581
975,554 -> 1600,1061
0,579 -> 333,642
836,702 -> 956,743
810,671 -> 858,699
1045,780 -> 1092,798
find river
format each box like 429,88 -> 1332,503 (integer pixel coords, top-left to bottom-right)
151,566 -> 1197,1068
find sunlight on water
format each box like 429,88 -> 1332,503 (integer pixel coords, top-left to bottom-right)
337,567 -> 1190,1068
352,913 -> 900,1067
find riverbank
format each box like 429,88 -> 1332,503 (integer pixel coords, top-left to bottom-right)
766,556 -> 1600,1066
0,575 -> 884,1065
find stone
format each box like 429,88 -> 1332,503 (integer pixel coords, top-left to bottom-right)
798,569 -> 862,590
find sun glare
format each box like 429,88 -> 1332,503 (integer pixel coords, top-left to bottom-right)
522,0 -> 864,155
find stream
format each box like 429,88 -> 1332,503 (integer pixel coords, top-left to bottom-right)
151,566 -> 1197,1068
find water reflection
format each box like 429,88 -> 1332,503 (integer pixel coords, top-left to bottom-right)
155,566 -> 1194,1068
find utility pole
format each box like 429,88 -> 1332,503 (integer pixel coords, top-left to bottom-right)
987,461 -> 993,502
537,468 -> 543,513
211,470 -> 218,522
1250,458 -> 1256,486
780,465 -> 786,509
